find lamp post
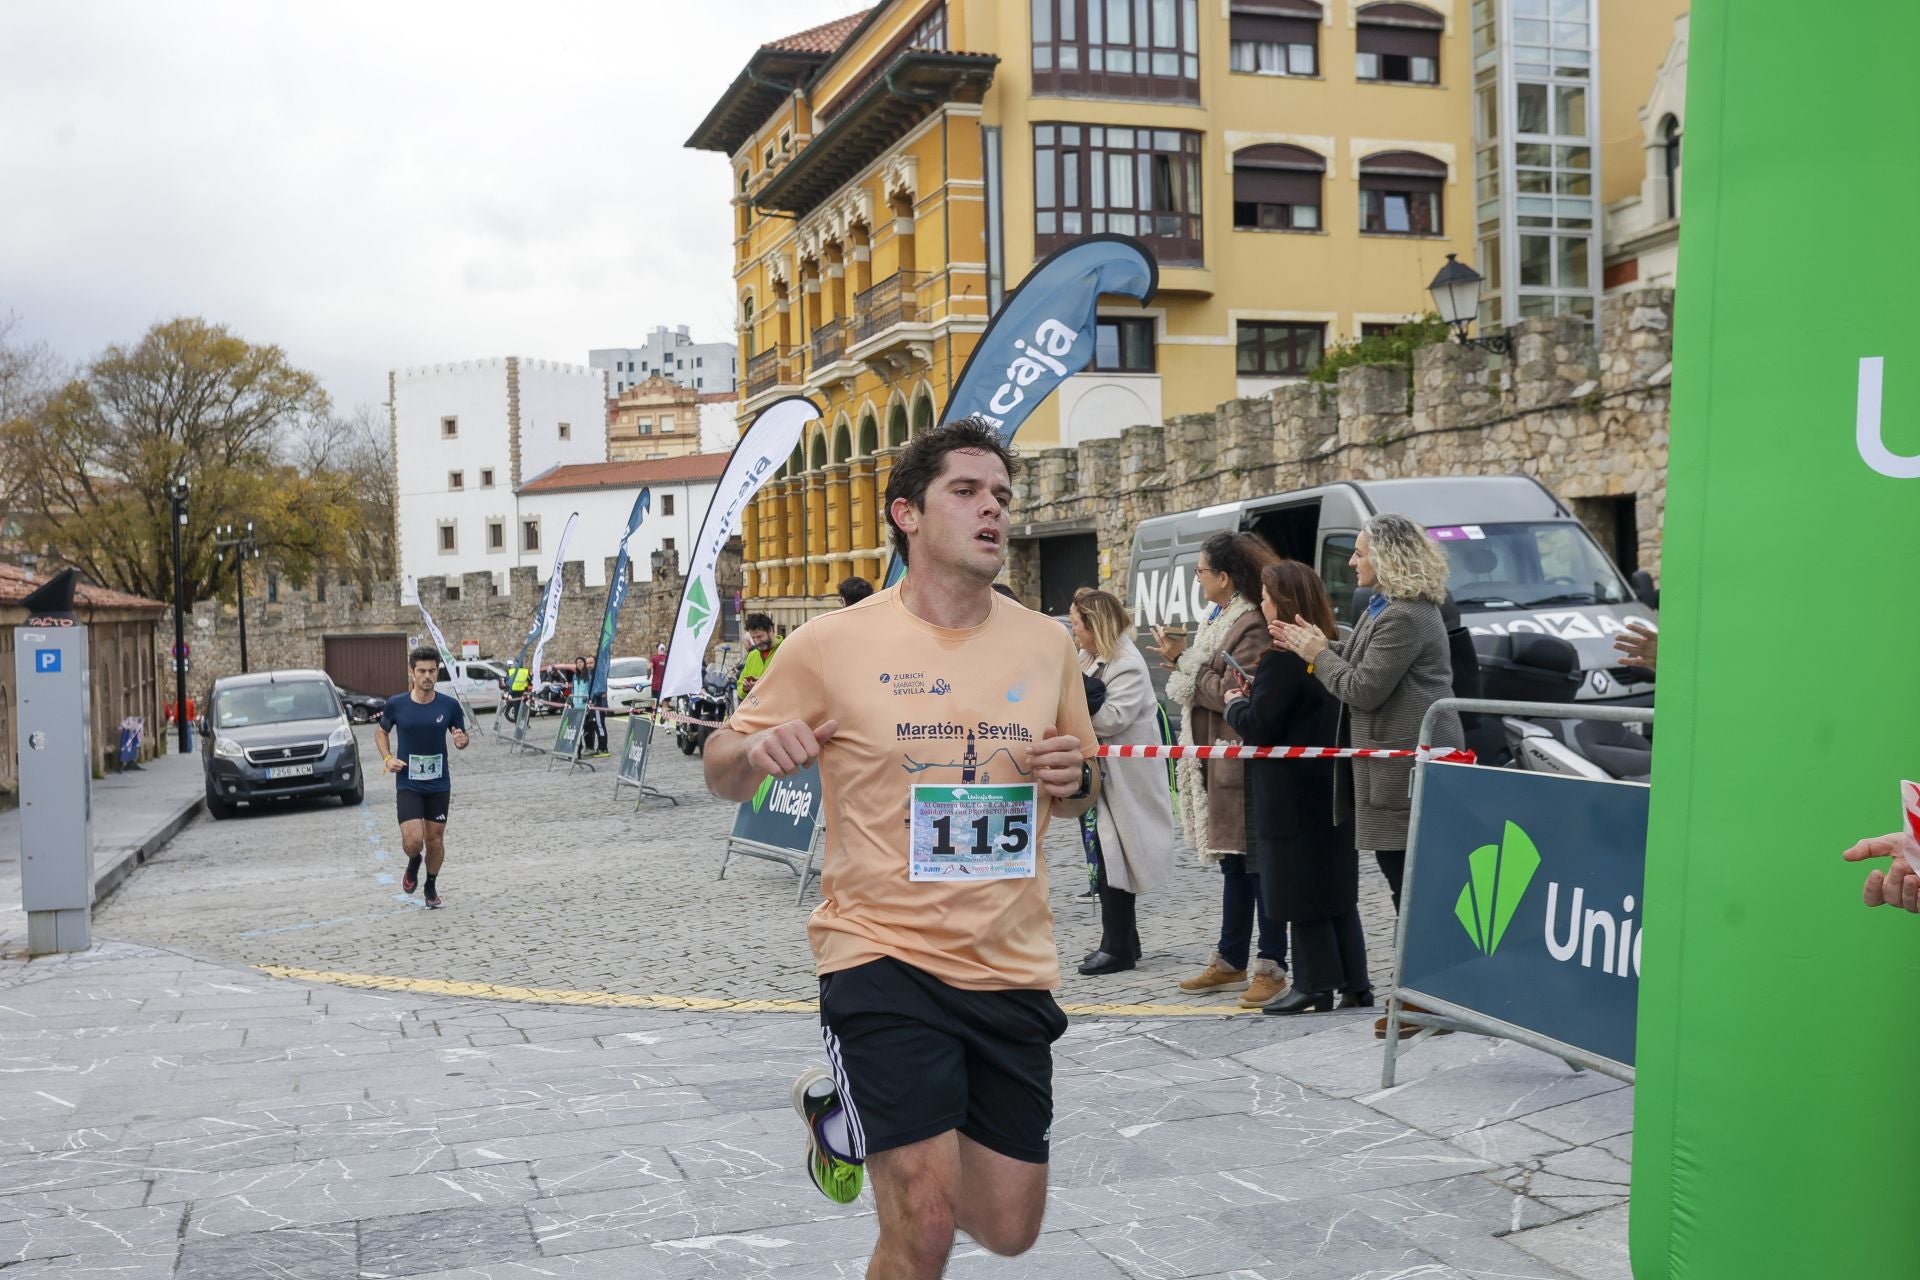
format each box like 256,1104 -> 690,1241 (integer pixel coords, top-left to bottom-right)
1427,254 -> 1512,356
213,521 -> 260,672
169,480 -> 190,753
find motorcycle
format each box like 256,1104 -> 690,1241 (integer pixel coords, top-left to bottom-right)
1483,632 -> 1653,783
676,645 -> 737,756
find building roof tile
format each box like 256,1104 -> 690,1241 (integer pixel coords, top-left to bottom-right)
0,563 -> 168,613
765,10 -> 873,54
518,453 -> 731,495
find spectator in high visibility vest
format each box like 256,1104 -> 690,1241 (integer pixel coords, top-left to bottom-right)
737,612 -> 781,700
506,663 -> 531,721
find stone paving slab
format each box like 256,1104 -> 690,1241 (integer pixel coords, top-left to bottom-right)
0,939 -> 1629,1278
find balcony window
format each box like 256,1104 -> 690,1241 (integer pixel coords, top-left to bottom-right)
1031,0 -> 1200,102
1236,321 -> 1324,376
1232,143 -> 1324,230
1356,2 -> 1442,83
1229,0 -> 1320,76
1034,123 -> 1203,266
1092,317 -> 1156,372
1359,150 -> 1447,234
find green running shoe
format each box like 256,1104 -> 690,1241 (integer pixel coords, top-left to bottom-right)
791,1067 -> 863,1205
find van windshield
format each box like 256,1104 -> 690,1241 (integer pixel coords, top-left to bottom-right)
214,681 -> 339,728
1432,523 -> 1631,609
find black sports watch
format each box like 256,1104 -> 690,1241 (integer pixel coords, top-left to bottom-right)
1069,761 -> 1093,800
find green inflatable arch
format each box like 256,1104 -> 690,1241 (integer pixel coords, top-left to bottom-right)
1633,2 -> 1920,1275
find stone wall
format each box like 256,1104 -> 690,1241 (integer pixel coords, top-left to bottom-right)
1006,287 -> 1674,600
182,547 -> 743,699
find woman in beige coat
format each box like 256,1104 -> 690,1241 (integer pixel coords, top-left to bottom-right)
1157,531 -> 1288,1006
1072,589 -> 1177,975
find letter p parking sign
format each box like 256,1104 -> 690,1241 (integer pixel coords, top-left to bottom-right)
34,650 -> 61,674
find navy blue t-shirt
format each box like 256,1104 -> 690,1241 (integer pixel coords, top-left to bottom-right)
379,692 -> 465,793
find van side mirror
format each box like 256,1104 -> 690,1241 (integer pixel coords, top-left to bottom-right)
1629,569 -> 1660,609
1511,632 -> 1578,674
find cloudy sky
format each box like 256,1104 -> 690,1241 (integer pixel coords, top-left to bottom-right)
0,0 -> 866,414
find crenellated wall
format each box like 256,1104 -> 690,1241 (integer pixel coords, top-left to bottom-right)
1005,288 -> 1674,602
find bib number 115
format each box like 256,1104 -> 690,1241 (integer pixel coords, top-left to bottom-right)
930,813 -> 1030,857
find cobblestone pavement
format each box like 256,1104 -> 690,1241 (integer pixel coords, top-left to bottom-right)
94,725 -> 1401,1012
0,939 -> 1632,1279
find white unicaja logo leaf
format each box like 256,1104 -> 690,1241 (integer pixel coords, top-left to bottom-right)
1858,357 -> 1920,479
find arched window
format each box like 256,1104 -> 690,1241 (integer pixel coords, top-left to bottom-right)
884,403 -> 906,451
861,413 -> 882,457
1355,2 -> 1442,84
1233,144 -> 1325,231
908,393 -> 933,440
1661,115 -> 1682,221
808,430 -> 828,470
833,422 -> 854,464
740,295 -> 755,360
1358,150 -> 1446,235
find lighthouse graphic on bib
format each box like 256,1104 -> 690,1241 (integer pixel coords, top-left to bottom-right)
962,732 -> 978,783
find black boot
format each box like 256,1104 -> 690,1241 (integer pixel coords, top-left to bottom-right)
1078,949 -> 1135,975
1339,989 -> 1375,1009
1261,988 -> 1334,1015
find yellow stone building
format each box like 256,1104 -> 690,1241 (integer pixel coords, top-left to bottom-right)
690,0 -> 1680,621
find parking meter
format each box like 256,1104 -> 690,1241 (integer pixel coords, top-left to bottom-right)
13,571 -> 93,955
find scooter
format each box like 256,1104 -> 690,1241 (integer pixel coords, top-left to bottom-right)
1483,632 -> 1652,783
676,645 -> 736,756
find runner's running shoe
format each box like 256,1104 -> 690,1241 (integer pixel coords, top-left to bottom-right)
790,1068 -> 863,1204
424,886 -> 443,909
402,857 -> 422,894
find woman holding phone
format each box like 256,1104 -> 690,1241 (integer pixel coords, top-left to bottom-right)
1155,530 -> 1288,1007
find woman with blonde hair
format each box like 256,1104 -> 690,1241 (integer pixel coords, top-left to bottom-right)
1275,513 -> 1465,929
1069,588 -> 1177,975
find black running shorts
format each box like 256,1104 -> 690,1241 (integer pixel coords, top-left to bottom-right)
395,789 -> 450,826
818,956 -> 1068,1165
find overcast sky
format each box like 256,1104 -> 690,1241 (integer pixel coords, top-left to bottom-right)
0,0 -> 865,415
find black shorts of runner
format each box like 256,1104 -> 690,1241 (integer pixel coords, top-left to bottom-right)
819,956 -> 1068,1165
395,789 -> 451,826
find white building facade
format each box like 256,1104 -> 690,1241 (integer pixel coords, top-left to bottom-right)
591,325 -> 739,396
515,456 -> 727,588
390,357 -> 609,601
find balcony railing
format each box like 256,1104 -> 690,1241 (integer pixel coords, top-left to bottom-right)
852,271 -> 923,345
812,318 -> 845,369
744,346 -> 784,397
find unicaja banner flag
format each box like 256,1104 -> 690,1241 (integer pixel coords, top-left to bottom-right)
660,395 -> 817,698
589,488 -> 650,700
1632,5 -> 1920,1277
406,579 -> 477,726
510,510 -> 579,682
885,235 -> 1156,585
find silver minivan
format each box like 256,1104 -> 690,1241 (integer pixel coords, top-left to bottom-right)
1127,475 -> 1657,705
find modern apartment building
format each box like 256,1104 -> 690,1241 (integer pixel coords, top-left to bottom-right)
690,0 -> 1679,618
591,325 -> 739,396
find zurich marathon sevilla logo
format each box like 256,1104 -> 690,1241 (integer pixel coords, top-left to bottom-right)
930,679 -> 951,696
879,673 -> 891,684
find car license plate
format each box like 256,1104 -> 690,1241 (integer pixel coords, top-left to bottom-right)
266,764 -> 314,779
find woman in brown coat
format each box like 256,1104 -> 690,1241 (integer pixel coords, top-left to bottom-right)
1157,531 -> 1287,1006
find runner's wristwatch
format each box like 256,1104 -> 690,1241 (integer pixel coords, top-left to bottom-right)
1070,761 -> 1092,800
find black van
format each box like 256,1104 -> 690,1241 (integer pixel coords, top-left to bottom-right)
1127,475 -> 1657,706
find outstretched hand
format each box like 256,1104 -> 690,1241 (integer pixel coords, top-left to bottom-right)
748,719 -> 838,778
1273,614 -> 1330,662
1612,620 -> 1657,669
1842,833 -> 1920,914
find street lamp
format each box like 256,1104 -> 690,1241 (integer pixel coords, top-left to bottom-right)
1427,254 -> 1512,355
169,480 -> 190,753
214,521 -> 260,673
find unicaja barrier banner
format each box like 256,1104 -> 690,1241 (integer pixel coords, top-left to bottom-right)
1631,5 -> 1920,1276
731,761 -> 823,856
589,489 -> 650,700
406,581 -> 479,728
660,394 -> 817,698
521,511 -> 579,683
885,235 -> 1157,587
1397,764 -> 1647,1071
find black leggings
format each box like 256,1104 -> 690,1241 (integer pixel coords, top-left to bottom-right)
1376,849 -> 1406,914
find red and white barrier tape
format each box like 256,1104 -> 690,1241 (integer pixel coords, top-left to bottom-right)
1096,744 -> 1474,763
653,709 -> 730,730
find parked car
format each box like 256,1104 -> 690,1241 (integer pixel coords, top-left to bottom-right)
201,669 -> 363,818
436,658 -> 504,711
335,685 -> 388,724
602,656 -> 655,712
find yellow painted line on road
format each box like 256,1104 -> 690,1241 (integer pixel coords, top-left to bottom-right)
253,964 -> 1259,1018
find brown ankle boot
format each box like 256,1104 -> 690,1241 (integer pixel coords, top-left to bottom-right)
1178,952 -> 1248,992
1239,959 -> 1290,1007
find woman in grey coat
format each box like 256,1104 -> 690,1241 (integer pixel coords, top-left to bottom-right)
1070,589 -> 1177,975
1274,513 -> 1465,912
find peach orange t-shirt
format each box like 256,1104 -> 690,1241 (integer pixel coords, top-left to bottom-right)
726,587 -> 1097,991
